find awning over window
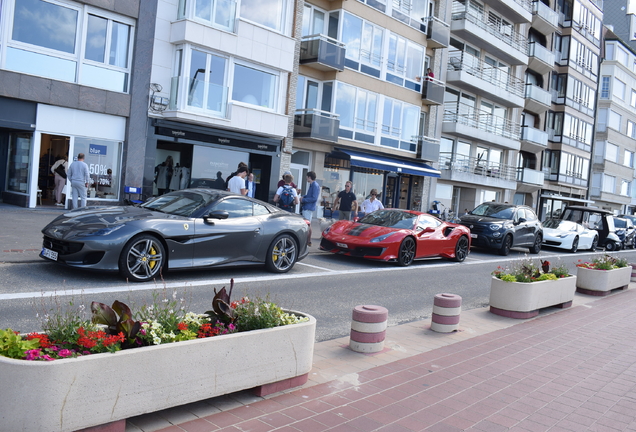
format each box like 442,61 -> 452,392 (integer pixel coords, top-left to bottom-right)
334,148 -> 441,178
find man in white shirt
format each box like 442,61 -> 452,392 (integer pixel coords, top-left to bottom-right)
228,166 -> 248,195
361,189 -> 384,214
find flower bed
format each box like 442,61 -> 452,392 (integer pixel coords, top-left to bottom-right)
490,259 -> 576,319
0,280 -> 316,432
576,255 -> 631,296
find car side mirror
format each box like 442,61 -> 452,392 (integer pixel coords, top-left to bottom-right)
204,210 -> 229,222
516,217 -> 527,224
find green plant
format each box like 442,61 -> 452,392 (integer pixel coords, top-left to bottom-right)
492,258 -> 571,283
234,296 -> 308,332
0,329 -> 40,359
577,254 -> 628,270
91,300 -> 141,348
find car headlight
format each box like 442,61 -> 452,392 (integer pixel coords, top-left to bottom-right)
370,233 -> 397,243
76,225 -> 124,237
489,224 -> 502,231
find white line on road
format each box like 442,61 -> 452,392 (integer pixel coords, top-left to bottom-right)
296,261 -> 338,271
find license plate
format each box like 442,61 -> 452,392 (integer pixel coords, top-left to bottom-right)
42,247 -> 58,261
470,233 -> 478,239
336,242 -> 348,248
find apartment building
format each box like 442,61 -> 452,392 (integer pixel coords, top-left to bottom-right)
0,0 -> 152,208
589,31 -> 636,214
292,0 -> 448,215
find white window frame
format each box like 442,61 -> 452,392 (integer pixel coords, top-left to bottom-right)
602,174 -> 616,193
239,0 -> 288,34
609,110 -> 622,132
624,150 -> 634,168
613,77 -> 626,101
605,142 -> 619,163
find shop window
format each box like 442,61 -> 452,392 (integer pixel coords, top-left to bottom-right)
240,0 -> 286,33
73,137 -> 122,199
6,133 -> 32,194
5,0 -> 134,93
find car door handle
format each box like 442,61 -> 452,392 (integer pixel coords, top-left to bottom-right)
254,228 -> 260,233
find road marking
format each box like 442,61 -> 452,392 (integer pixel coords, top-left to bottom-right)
0,250 -> 614,301
296,262 -> 337,271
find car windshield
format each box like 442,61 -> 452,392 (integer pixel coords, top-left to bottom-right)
543,219 -> 578,231
614,218 -> 627,228
470,203 -> 515,219
142,191 -> 218,217
358,210 -> 417,229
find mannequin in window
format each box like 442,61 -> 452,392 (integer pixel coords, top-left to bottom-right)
155,156 -> 174,195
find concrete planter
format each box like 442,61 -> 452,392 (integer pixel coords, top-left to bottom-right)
0,312 -> 316,432
489,276 -> 577,319
576,266 -> 631,296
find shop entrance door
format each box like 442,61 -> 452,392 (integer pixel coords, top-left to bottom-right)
38,134 -> 69,206
397,175 -> 411,209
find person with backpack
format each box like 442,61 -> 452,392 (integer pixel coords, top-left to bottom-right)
273,173 -> 299,212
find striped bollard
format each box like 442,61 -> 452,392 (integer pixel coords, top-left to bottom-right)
630,263 -> 636,282
431,293 -> 462,333
349,305 -> 388,353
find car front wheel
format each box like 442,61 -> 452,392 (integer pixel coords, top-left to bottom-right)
265,234 -> 297,273
590,236 -> 598,251
605,241 -> 617,251
397,237 -> 416,266
452,236 -> 469,262
499,235 -> 512,256
570,236 -> 579,253
529,233 -> 542,254
119,234 -> 165,282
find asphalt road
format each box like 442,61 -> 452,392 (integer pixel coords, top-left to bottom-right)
3,245 -> 636,341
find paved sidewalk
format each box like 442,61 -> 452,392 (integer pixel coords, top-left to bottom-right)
126,287 -> 636,432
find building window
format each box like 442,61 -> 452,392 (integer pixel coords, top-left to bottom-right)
178,0 -> 237,32
5,0 -> 134,93
605,142 -> 618,163
622,180 -> 631,196
629,121 -> 636,139
609,110 -> 622,131
232,63 -> 277,109
239,0 -> 286,32
602,174 -> 616,193
380,98 -> 420,152
600,76 -> 610,98
386,33 -> 424,91
625,150 -> 634,168
187,49 -> 228,114
74,137 -> 123,199
335,82 -> 378,143
613,78 -> 626,100
342,12 -> 383,78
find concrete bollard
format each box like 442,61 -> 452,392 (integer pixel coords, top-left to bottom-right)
349,305 -> 388,353
431,293 -> 462,333
630,263 -> 636,282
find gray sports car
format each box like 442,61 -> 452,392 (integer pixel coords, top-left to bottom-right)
40,189 -> 310,282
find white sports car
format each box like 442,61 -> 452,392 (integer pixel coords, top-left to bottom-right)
542,219 -> 598,253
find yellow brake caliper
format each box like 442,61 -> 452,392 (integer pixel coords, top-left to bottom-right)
148,245 -> 157,269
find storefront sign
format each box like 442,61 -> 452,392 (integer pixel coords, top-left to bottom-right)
89,144 -> 108,156
155,126 -> 279,153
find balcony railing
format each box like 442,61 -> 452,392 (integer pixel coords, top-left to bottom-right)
451,3 -> 528,54
421,77 -> 445,104
299,34 -> 345,72
532,0 -> 559,29
528,41 -> 555,66
439,152 -> 518,182
516,167 -> 545,185
169,76 -> 229,117
443,102 -> 521,141
520,125 -> 548,147
422,16 -> 450,48
293,109 -> 340,143
525,83 -> 551,107
447,52 -> 525,98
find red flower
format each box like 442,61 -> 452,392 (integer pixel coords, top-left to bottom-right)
177,322 -> 188,331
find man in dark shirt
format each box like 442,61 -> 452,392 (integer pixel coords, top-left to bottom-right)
333,181 -> 358,220
277,170 -> 297,189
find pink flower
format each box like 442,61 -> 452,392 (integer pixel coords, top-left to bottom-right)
58,349 -> 72,358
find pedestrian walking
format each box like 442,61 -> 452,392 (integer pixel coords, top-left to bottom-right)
67,153 -> 90,209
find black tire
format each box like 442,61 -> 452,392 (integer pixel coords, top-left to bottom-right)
605,241 -> 617,251
118,234 -> 165,282
264,234 -> 297,273
499,235 -> 512,256
397,237 -> 416,266
632,236 -> 636,249
590,236 -> 598,251
529,233 -> 542,254
570,236 -> 579,253
452,236 -> 469,262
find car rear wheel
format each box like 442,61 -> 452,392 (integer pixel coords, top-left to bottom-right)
570,236 -> 579,253
499,235 -> 512,256
590,236 -> 598,251
265,234 -> 297,273
397,237 -> 416,266
119,234 -> 165,282
452,236 -> 469,262
529,234 -> 542,254
605,241 -> 617,251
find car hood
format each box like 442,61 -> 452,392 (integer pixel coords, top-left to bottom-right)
460,214 -> 509,225
42,206 -> 184,239
327,221 -> 404,240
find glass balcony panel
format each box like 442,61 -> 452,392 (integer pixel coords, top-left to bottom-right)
421,78 -> 444,105
516,167 -> 545,185
528,42 -> 555,74
423,16 -> 450,49
532,1 -> 558,34
294,109 -> 340,142
300,35 -> 345,72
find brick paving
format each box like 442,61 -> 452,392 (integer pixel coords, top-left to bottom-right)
128,287 -> 636,432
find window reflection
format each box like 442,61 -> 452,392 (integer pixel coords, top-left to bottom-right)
12,0 -> 78,53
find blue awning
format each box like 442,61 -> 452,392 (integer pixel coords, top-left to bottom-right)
335,148 -> 441,178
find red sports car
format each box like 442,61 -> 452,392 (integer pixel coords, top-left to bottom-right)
320,209 -> 471,266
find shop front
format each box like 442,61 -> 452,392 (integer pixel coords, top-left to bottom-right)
147,120 -> 281,203
323,148 -> 441,213
2,101 -> 125,208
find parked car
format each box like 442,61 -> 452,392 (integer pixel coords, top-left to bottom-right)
41,189 -> 310,282
320,209 -> 471,266
541,218 -> 598,253
613,217 -> 636,249
459,202 -> 543,256
560,206 -> 622,251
